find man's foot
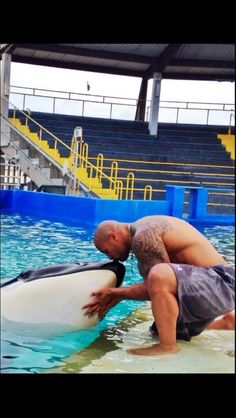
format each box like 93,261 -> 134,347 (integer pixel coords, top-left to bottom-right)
222,312 -> 235,329
207,311 -> 235,331
127,343 -> 179,356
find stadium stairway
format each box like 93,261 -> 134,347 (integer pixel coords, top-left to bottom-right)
9,110 -> 235,214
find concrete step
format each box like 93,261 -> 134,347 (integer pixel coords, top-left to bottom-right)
49,178 -> 65,186
41,167 -> 51,177
79,143 -> 227,157
102,177 -> 234,191
16,115 -> 149,133
35,126 -> 223,145
38,128 -> 223,147
87,150 -> 232,165
102,169 -> 235,184
99,160 -> 235,174
31,158 -> 40,167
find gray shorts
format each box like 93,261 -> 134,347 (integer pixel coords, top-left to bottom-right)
169,263 -> 235,340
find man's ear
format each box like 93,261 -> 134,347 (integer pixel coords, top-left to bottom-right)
109,231 -> 117,240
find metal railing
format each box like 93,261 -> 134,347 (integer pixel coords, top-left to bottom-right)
0,162 -> 30,190
4,97 -> 160,200
144,185 -> 153,200
125,172 -> 135,200
89,155 -> 235,202
3,94 -> 235,202
4,100 -> 123,198
0,162 -> 20,189
9,85 -> 235,126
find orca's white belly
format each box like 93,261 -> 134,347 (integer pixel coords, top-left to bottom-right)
1,260 -> 125,337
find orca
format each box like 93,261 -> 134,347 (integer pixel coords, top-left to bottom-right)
1,260 -> 125,337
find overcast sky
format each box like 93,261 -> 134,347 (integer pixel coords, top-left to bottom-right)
9,62 -> 235,124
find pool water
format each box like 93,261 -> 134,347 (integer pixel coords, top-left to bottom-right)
0,213 -> 144,373
0,214 -> 234,373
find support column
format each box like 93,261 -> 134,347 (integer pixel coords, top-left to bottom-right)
1,53 -> 11,117
148,72 -> 162,136
188,188 -> 208,220
166,185 -> 184,218
1,53 -> 11,146
135,77 -> 148,121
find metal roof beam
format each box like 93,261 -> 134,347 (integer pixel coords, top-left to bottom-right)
162,72 -> 235,81
10,43 -> 159,65
10,55 -> 145,77
170,59 -> 235,69
149,44 -> 182,74
0,43 -> 18,56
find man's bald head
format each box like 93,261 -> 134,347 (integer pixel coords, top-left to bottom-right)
93,220 -> 131,261
94,221 -> 120,241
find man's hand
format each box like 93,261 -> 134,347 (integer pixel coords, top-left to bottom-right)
82,288 -> 121,319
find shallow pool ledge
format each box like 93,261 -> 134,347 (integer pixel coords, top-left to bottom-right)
80,305 -> 235,374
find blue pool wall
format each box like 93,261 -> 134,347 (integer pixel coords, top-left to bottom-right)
0,189 -> 234,227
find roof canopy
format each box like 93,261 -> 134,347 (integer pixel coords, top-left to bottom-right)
1,43 -> 235,82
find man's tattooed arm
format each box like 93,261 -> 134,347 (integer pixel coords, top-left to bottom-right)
131,220 -> 171,279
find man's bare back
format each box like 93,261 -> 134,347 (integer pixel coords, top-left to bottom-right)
130,216 -> 227,279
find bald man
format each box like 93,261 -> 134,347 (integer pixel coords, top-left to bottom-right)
83,215 -> 235,356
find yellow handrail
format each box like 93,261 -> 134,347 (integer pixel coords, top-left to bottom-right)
144,185 -> 153,200
81,143 -> 88,169
96,154 -> 104,181
79,136 -> 84,166
5,101 -> 123,197
115,180 -> 123,200
69,135 -> 77,171
90,156 -> 233,169
110,161 -> 118,190
125,172 -> 135,200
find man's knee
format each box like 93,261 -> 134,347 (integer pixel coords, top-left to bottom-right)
147,263 -> 177,296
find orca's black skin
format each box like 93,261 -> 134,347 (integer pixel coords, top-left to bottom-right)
1,260 -> 125,288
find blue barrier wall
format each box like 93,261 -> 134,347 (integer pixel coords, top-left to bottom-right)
0,190 -> 171,226
166,185 -> 235,226
0,189 -> 234,226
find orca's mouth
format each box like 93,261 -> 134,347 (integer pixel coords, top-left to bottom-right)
1,260 -> 126,288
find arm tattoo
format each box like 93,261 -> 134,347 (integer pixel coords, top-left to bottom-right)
131,219 -> 172,279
